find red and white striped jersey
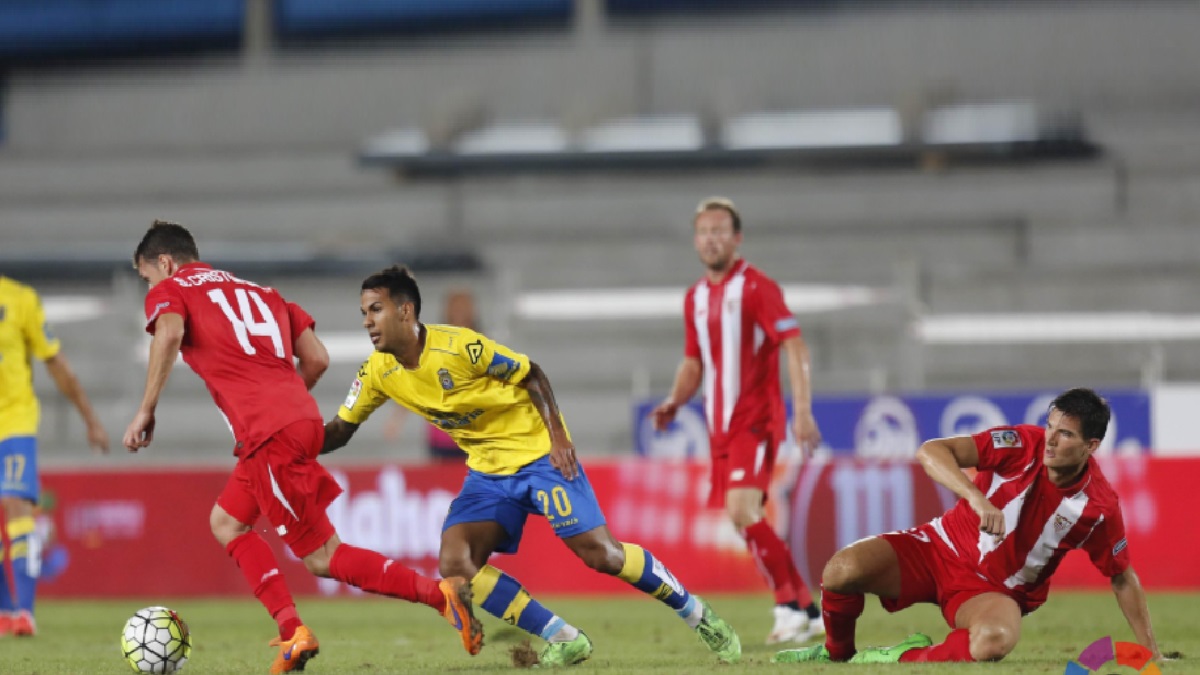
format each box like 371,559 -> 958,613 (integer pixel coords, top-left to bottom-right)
931,424 -> 1130,607
683,259 -> 800,448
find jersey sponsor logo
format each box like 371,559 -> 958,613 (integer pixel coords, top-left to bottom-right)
466,340 -> 484,365
343,378 -> 363,409
991,429 -> 1023,448
430,408 -> 485,430
438,368 -> 455,391
775,317 -> 798,333
1113,538 -> 1127,556
486,353 -> 520,381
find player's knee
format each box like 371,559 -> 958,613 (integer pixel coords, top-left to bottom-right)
303,550 -> 333,578
821,551 -> 863,593
208,508 -> 249,546
578,542 -> 624,575
969,624 -> 1017,661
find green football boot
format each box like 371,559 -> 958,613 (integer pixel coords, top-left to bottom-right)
537,632 -> 593,667
694,597 -> 742,663
848,633 -> 934,663
772,643 -> 833,664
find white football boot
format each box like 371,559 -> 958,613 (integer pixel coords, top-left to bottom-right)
765,605 -> 812,645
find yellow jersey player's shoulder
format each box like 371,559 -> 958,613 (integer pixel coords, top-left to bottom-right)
426,324 -> 486,363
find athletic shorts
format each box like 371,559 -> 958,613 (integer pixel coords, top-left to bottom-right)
707,428 -> 777,508
217,419 -> 342,559
0,436 -> 38,502
443,455 -> 606,554
878,522 -> 1039,627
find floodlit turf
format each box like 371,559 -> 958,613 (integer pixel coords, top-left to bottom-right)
5,591 -> 1194,674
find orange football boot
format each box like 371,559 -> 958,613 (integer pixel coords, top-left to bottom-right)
268,624 -> 319,673
12,611 -> 35,637
438,576 -> 484,656
0,613 -> 13,637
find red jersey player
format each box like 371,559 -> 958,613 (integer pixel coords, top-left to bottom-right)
774,387 -> 1163,665
653,197 -> 824,644
121,221 -> 483,673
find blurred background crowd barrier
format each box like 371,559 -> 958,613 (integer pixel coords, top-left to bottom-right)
3,0 -> 1200,593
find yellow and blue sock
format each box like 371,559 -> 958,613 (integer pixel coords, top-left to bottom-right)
618,542 -> 702,626
6,516 -> 37,613
472,565 -> 576,641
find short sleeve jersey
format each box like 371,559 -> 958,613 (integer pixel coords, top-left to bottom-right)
142,263 -> 322,457
0,277 -> 62,438
931,424 -> 1130,607
682,259 -> 800,444
337,325 -> 565,475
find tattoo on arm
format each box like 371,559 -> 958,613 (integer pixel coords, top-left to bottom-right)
321,418 -> 358,455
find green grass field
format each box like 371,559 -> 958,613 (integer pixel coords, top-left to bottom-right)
4,592 -> 1193,674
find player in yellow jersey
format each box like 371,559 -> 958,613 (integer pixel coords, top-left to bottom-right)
0,276 -> 109,637
323,265 -> 742,666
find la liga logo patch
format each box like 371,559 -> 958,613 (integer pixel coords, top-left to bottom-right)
1064,637 -> 1160,674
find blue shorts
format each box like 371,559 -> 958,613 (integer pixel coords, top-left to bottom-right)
443,455 -> 607,554
0,436 -> 39,502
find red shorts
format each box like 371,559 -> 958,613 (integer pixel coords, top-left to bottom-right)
217,419 -> 342,558
707,429 -> 777,508
878,523 -> 1038,627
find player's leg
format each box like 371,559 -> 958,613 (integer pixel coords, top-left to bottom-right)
775,533 -> 908,664
213,472 -> 306,646
536,457 -> 739,663
911,592 -> 1020,662
438,474 -> 579,662
721,432 -> 819,644
0,436 -> 41,636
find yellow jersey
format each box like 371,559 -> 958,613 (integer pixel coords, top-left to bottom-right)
337,325 -> 567,475
0,277 -> 61,439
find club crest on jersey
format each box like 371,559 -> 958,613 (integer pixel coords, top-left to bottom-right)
991,429 -> 1022,448
466,339 -> 484,364
438,368 -> 454,391
1053,513 -> 1074,534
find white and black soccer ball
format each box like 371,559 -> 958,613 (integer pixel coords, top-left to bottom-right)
119,606 -> 192,673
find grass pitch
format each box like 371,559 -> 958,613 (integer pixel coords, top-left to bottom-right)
4,591 -> 1193,674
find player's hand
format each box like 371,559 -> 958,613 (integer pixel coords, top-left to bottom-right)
651,399 -> 679,431
793,410 -> 822,458
123,410 -> 156,452
549,437 -> 579,481
87,419 -> 111,454
969,494 -> 1005,537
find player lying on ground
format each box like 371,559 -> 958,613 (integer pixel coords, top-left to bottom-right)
774,387 -> 1163,665
123,222 -> 482,674
322,265 -> 743,666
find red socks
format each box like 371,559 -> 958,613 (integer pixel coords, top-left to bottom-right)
328,544 -> 444,611
743,520 -> 813,607
900,628 -> 976,662
226,532 -> 301,639
821,588 -> 865,661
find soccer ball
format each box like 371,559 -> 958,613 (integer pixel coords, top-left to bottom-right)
119,606 -> 192,673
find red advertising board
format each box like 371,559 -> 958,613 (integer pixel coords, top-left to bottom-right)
33,457 -> 1200,598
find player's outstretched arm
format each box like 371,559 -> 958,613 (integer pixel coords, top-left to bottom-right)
43,352 -> 109,453
521,361 -> 578,480
294,327 -> 330,391
321,417 -> 359,455
124,312 -> 185,452
651,357 -> 702,431
1111,566 -> 1163,660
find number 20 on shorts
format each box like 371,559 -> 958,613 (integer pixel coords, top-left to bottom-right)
536,487 -> 573,520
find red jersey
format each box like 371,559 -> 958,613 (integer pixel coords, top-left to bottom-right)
683,259 -> 800,447
142,262 -> 322,458
930,424 -> 1130,608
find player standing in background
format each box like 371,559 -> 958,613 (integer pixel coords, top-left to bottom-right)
121,222 -> 482,673
774,387 -> 1163,665
652,196 -> 823,644
0,275 -> 109,637
322,265 -> 742,667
